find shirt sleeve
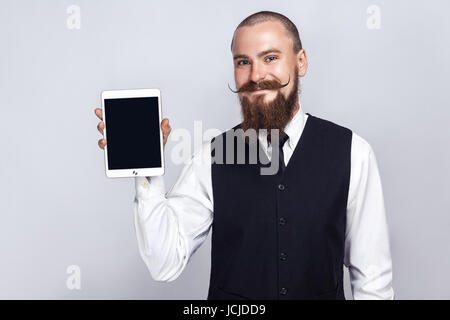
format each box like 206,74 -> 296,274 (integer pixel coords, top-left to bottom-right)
344,133 -> 395,299
133,141 -> 214,282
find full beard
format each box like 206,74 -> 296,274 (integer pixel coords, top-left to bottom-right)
240,71 -> 299,137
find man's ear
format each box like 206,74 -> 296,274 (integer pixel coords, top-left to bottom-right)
296,49 -> 308,77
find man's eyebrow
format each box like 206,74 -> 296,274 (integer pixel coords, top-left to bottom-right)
233,48 -> 282,61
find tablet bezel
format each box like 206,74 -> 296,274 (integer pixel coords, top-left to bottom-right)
101,88 -> 165,178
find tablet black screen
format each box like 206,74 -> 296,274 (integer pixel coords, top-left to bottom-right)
104,97 -> 162,170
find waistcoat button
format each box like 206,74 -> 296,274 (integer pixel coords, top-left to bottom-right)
278,184 -> 285,191
280,287 -> 288,295
279,217 -> 287,225
280,252 -> 287,261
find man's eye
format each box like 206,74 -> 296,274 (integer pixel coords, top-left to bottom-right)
237,60 -> 249,66
265,56 -> 277,62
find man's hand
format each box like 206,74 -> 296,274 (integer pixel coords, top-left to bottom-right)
94,107 -> 172,150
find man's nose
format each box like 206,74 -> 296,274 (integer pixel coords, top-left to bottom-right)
249,62 -> 266,83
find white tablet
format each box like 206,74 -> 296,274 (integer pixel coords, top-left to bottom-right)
101,88 -> 165,178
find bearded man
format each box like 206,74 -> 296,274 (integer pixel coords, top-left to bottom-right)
95,10 -> 394,300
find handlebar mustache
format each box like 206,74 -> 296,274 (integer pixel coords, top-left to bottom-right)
228,75 -> 290,93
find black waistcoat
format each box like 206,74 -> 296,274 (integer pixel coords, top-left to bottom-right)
207,113 -> 353,300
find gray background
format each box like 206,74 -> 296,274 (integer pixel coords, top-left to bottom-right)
0,0 -> 449,299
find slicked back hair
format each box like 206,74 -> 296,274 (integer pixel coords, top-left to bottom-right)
230,11 -> 303,53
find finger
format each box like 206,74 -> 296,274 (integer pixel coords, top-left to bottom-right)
94,108 -> 103,120
98,138 -> 107,150
161,118 -> 169,129
161,118 -> 171,137
97,121 -> 105,135
160,119 -> 170,147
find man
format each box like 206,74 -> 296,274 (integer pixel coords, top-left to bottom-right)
94,11 -> 394,300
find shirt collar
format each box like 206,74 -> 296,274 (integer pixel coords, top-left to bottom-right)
283,103 -> 307,149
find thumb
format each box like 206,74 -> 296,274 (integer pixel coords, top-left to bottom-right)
161,118 -> 171,147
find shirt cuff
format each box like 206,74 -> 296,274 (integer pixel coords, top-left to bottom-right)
135,176 -> 166,200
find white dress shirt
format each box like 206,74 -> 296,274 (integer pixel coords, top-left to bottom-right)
133,106 -> 395,300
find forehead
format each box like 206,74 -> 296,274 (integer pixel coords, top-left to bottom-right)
232,20 -> 293,55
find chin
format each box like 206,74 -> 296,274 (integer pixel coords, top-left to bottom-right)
262,92 -> 277,101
